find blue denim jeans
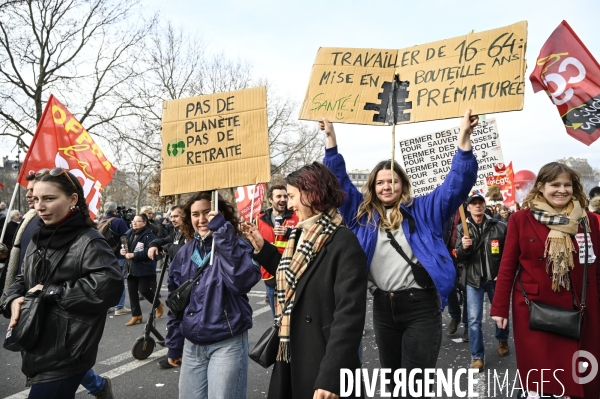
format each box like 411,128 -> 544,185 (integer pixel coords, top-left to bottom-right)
372,288 -> 442,397
80,368 -> 105,395
264,283 -> 275,319
116,258 -> 127,310
178,331 -> 248,399
28,372 -> 86,399
466,280 -> 510,359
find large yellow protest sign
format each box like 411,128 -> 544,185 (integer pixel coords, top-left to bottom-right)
299,21 -> 527,125
161,86 -> 270,195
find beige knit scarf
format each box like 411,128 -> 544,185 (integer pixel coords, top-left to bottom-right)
530,198 -> 587,291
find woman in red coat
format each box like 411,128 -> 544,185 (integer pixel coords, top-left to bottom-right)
491,162 -> 600,399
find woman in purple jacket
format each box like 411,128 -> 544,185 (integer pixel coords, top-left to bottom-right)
165,191 -> 261,399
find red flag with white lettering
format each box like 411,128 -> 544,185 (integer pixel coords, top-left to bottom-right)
486,162 -> 516,208
529,21 -> 600,146
235,183 -> 266,222
18,95 -> 117,217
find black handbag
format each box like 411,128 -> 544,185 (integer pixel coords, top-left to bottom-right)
249,301 -> 290,368
249,323 -> 280,368
3,290 -> 45,352
3,241 -> 72,352
386,231 -> 434,288
165,252 -> 211,319
518,223 -> 589,340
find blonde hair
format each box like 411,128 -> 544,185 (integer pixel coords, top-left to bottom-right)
356,160 -> 413,231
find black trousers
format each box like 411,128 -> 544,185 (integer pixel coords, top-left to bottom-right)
128,275 -> 158,317
372,287 -> 442,398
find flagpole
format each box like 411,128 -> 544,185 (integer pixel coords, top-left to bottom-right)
210,190 -> 217,266
249,184 -> 256,224
0,183 -> 20,243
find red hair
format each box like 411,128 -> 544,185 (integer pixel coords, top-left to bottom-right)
285,162 -> 346,213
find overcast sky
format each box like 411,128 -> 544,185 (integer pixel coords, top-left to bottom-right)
143,0 -> 600,175
3,0 -> 600,177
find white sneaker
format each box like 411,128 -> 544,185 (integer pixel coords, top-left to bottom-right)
107,307 -> 115,313
114,307 -> 131,316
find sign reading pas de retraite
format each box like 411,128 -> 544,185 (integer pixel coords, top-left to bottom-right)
161,86 -> 270,195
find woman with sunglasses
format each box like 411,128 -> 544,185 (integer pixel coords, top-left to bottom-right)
1,168 -> 123,399
120,213 -> 162,326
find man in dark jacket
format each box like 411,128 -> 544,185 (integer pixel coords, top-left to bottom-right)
103,201 -> 130,316
456,194 -> 509,372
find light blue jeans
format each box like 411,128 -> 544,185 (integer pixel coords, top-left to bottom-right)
116,259 -> 127,310
466,280 -> 510,359
178,331 -> 248,399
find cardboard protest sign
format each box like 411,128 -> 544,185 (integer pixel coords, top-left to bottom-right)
161,86 -> 270,195
398,119 -> 503,196
300,21 -> 527,125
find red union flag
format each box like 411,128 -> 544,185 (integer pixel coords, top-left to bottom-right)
18,95 -> 117,217
235,183 -> 266,222
529,21 -> 600,146
485,162 -> 516,208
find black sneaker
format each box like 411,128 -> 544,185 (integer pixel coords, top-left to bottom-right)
95,377 -> 114,399
158,356 -> 174,369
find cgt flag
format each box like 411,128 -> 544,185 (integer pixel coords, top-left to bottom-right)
235,183 -> 266,222
18,95 -> 116,217
529,21 -> 600,146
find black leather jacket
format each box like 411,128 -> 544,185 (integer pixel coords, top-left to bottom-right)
455,215 -> 507,288
1,228 -> 123,385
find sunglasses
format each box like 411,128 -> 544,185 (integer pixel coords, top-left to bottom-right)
35,168 -> 78,191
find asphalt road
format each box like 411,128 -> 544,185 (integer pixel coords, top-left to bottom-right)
0,281 -> 517,399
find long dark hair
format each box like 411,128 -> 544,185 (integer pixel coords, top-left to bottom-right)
181,191 -> 241,238
35,170 -> 95,227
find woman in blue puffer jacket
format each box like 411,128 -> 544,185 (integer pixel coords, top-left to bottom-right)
165,191 -> 261,399
321,110 -> 479,396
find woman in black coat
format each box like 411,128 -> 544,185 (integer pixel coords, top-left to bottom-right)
1,168 -> 122,398
120,214 -> 161,326
245,162 -> 367,399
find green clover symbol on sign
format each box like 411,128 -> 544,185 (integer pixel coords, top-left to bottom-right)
167,139 -> 185,157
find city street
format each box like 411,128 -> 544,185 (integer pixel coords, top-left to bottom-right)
0,281 -> 517,399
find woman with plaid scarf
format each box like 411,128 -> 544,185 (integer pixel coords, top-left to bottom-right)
246,162 -> 368,399
491,163 -> 600,399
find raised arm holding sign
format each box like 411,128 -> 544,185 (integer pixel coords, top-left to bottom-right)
321,109 -> 478,395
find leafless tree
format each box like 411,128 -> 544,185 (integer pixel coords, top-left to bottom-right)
116,21 -> 322,181
0,0 -> 155,151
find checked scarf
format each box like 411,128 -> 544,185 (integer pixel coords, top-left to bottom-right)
275,208 -> 343,362
531,198 -> 588,291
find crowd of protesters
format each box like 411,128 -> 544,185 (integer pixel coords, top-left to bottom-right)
1,110 -> 600,399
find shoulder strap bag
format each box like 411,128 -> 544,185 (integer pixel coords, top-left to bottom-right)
518,222 -> 589,340
4,239 -> 76,352
249,300 -> 291,368
165,251 -> 211,320
386,230 -> 434,289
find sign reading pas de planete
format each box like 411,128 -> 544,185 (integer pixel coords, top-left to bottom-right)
161,86 -> 270,195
